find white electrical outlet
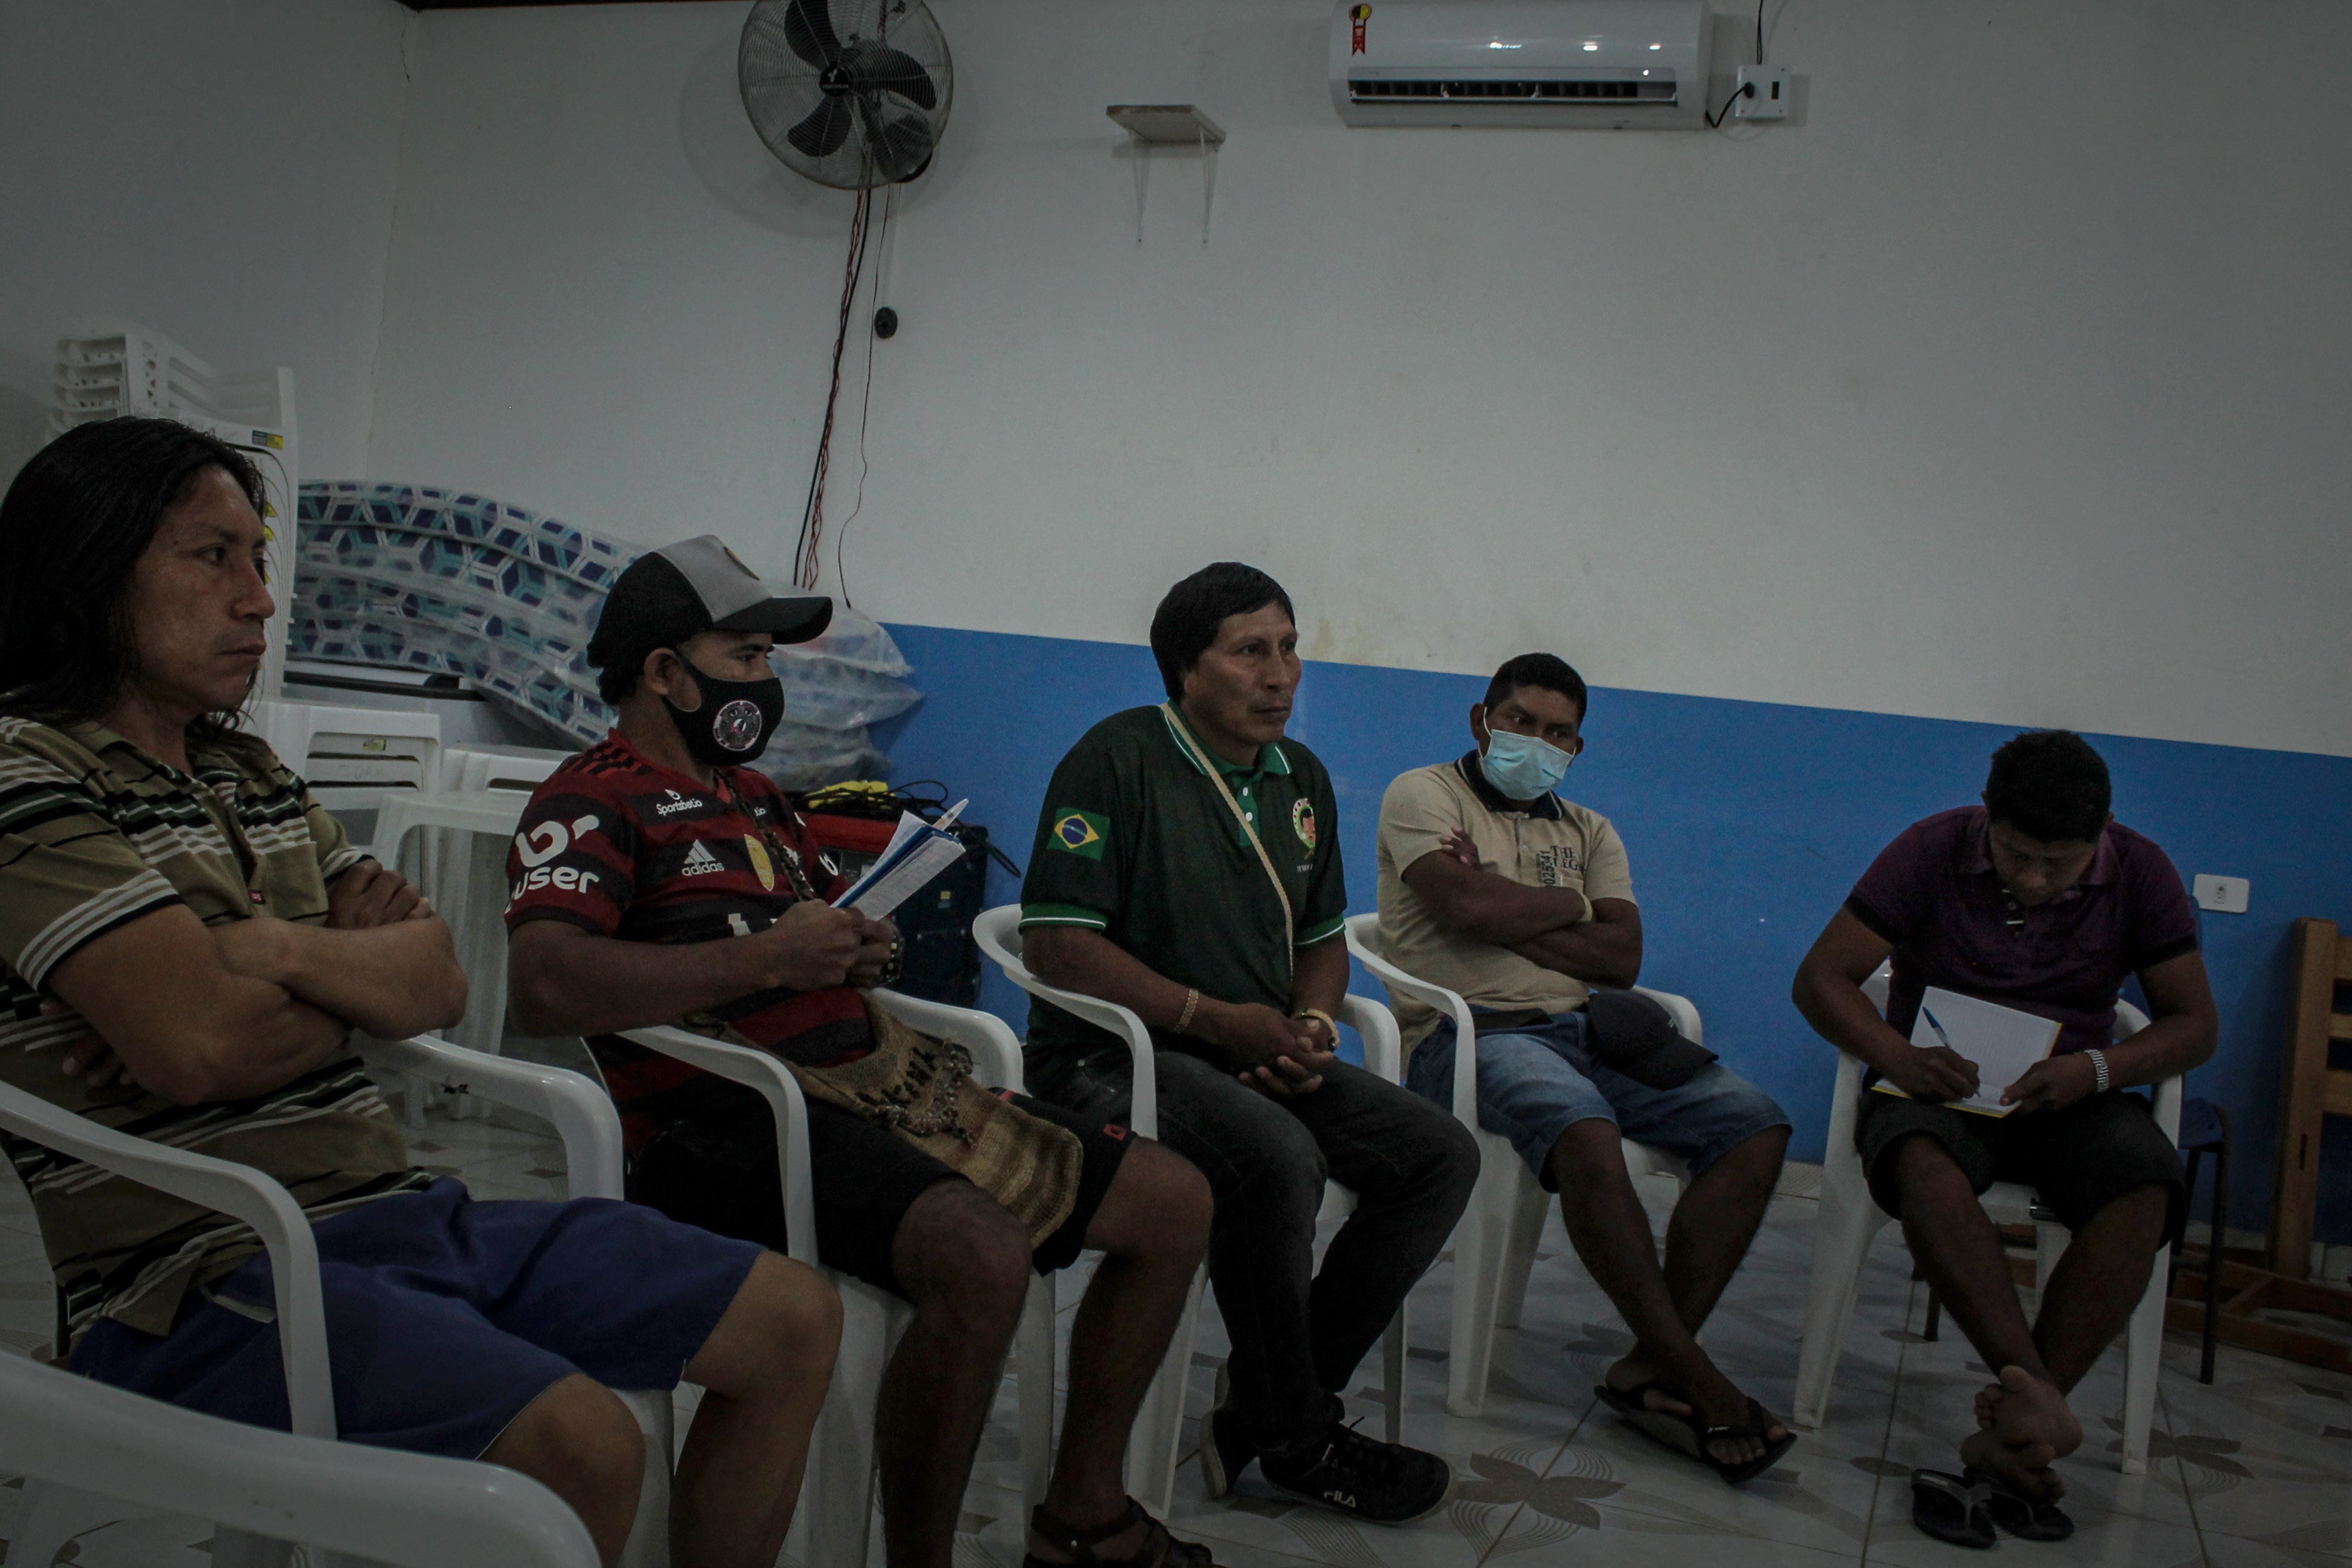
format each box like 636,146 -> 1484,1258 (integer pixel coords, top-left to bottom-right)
2192,874 -> 2250,915
1735,65 -> 1790,120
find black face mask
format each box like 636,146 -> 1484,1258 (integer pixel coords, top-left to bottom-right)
662,652 -> 785,767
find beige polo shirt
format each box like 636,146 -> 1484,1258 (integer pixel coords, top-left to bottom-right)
1374,755 -> 1636,1049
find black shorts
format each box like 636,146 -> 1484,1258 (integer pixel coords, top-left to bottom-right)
1856,1087 -> 2185,1244
625,1080 -> 1133,1299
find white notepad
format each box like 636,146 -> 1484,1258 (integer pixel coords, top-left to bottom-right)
831,801 -> 969,919
1870,985 -> 2062,1119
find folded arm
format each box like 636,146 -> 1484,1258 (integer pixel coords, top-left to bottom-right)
212,913 -> 466,1042
47,906 -> 360,1106
1401,846 -> 1642,988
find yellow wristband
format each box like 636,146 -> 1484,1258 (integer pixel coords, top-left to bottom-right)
1294,1007 -> 1336,1039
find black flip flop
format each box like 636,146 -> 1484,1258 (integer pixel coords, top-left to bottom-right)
1024,1499 -> 1221,1567
1965,1465 -> 2076,1542
1911,1469 -> 1997,1550
1594,1384 -> 1797,1485
1706,1398 -> 1799,1486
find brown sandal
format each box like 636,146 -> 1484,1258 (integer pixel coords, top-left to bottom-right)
1023,1498 -> 1221,1567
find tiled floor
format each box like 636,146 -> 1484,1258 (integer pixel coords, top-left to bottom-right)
4,1112 -> 2349,1568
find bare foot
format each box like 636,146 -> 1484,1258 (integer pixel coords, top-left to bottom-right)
1957,1365 -> 2081,1503
1605,1354 -> 1788,1469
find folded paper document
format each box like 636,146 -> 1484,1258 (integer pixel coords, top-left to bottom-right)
833,801 -> 969,919
1870,985 -> 2062,1119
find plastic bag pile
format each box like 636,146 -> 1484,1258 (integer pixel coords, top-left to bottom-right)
293,481 -> 919,786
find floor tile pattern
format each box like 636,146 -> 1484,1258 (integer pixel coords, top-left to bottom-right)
4,1115 -> 2349,1566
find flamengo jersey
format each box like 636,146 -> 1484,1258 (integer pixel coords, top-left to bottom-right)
504,731 -> 871,1150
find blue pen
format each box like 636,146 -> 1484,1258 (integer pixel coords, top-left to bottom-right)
1921,1006 -> 1955,1050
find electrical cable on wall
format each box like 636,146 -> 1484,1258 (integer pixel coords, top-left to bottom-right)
741,0 -> 953,593
832,182 -> 896,607
793,181 -> 874,590
1705,0 -> 1771,130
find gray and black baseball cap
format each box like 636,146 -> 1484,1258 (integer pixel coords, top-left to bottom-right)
587,536 -> 832,675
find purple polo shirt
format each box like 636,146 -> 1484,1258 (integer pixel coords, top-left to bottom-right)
1845,807 -> 2198,1057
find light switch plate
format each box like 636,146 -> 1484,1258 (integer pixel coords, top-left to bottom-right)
2193,874 -> 2250,915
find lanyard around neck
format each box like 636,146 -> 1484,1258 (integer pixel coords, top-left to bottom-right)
1162,702 -> 1294,967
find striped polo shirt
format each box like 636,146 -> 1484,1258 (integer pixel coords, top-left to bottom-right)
0,716 -> 427,1346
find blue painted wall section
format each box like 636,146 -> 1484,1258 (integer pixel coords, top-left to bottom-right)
873,623 -> 2352,1245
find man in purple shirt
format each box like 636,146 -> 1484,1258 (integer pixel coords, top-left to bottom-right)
1793,731 -> 2217,1544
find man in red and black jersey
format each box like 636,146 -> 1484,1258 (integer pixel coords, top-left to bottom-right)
507,538 -> 1218,1568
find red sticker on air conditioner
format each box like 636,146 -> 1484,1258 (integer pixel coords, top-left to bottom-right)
1351,4 -> 1371,54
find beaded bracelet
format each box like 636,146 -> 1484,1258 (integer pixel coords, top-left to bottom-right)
1174,988 -> 1201,1035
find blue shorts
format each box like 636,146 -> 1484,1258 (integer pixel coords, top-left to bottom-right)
71,1178 -> 764,1460
1406,1010 -> 1790,1189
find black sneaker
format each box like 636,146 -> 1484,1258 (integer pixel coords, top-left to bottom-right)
1258,1418 -> 1452,1525
1198,1363 -> 1256,1499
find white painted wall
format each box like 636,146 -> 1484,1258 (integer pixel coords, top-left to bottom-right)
368,0 -> 2352,757
0,0 -> 411,484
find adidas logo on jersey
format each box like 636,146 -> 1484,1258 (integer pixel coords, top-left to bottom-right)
681,841 -> 726,876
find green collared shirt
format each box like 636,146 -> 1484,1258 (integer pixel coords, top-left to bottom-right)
1021,705 -> 1346,1063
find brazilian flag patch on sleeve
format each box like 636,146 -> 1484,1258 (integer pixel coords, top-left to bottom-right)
1049,808 -> 1109,860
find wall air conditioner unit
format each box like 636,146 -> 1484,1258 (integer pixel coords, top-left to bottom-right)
1332,0 -> 1712,129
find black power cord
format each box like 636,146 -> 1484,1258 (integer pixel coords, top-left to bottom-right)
1705,0 -> 1770,129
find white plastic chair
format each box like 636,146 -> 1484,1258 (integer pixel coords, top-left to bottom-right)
0,1351 -> 599,1568
1790,964 -> 2174,1475
371,791 -> 535,1129
973,903 -> 1410,1519
619,987 -> 1043,1568
0,1031 -> 668,1568
249,698 -> 444,819
441,743 -> 572,795
1343,912 -> 1695,1419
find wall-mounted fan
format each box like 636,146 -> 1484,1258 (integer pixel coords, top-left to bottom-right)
740,0 -> 954,190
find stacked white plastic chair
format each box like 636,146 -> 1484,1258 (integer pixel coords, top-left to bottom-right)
250,698 -> 445,822
617,988 -> 1043,1567
49,319 -> 300,701
0,1032 -> 662,1568
1343,911 -> 1696,1419
973,904 -> 1410,1519
1790,964 -> 2173,1474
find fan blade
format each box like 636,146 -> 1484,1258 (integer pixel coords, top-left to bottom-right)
842,43 -> 937,111
781,0 -> 842,67
855,97 -> 936,183
787,96 -> 856,161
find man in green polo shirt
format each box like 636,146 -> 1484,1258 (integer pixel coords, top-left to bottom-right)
1022,562 -> 1479,1525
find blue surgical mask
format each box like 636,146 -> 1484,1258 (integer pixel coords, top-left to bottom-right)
1481,729 -> 1575,801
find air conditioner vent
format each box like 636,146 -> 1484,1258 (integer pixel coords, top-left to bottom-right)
1350,77 -> 1675,104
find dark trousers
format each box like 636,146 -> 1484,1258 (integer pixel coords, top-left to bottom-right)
1027,1044 -> 1479,1450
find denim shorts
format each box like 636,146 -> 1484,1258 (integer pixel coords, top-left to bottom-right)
1405,1010 -> 1790,1190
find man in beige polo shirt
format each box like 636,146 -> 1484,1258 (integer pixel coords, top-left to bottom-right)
1376,653 -> 1794,1484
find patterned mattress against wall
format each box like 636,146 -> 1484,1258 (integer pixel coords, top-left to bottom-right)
292,482 -> 916,785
